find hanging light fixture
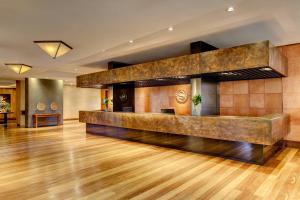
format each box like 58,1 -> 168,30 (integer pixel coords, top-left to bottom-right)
34,40 -> 73,59
5,63 -> 32,74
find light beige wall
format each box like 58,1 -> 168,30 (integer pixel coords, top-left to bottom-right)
63,85 -> 100,119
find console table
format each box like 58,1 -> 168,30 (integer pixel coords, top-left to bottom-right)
33,113 -> 61,128
0,112 -> 13,127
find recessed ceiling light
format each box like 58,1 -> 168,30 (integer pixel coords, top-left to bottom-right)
129,40 -> 134,44
168,27 -> 174,31
220,72 -> 238,76
227,6 -> 234,12
220,72 -> 229,76
260,67 -> 272,71
174,76 -> 187,79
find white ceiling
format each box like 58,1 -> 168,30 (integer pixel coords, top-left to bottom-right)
0,0 -> 299,85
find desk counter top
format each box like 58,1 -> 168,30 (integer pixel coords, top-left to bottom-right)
79,111 -> 289,145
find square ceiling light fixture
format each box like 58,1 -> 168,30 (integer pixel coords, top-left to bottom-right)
34,40 -> 73,59
5,64 -> 32,74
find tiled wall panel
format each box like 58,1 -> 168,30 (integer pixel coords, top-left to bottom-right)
220,78 -> 283,116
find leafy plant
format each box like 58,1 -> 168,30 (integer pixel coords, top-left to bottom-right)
103,98 -> 110,106
192,94 -> 202,106
103,98 -> 113,106
0,101 -> 10,112
5,102 -> 11,112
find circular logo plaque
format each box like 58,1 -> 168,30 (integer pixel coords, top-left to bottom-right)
176,90 -> 188,104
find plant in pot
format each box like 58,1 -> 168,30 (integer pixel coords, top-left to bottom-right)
192,94 -> 202,116
103,98 -> 113,111
0,100 -> 10,113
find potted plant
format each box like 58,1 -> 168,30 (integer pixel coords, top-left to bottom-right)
103,98 -> 113,111
0,100 -> 11,113
192,94 -> 201,116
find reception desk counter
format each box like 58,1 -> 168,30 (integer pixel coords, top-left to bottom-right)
79,111 -> 288,145
79,111 -> 289,164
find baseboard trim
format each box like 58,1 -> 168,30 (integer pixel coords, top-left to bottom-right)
286,140 -> 300,148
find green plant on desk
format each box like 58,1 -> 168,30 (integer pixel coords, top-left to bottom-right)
192,94 -> 201,106
103,98 -> 113,111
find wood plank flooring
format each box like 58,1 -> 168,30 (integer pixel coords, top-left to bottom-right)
0,121 -> 300,200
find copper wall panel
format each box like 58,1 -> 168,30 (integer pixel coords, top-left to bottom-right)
220,81 -> 233,94
250,94 -> 265,108
265,78 -> 282,93
249,79 -> 265,93
282,44 -> 300,142
269,46 -> 288,76
233,80 -> 248,94
220,95 -> 233,108
220,78 -> 283,116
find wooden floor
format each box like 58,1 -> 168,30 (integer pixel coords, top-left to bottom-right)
0,121 -> 300,200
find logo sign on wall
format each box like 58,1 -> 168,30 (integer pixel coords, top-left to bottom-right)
176,90 -> 188,104
119,92 -> 128,103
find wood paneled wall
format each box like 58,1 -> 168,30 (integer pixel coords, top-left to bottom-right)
16,81 -> 21,125
220,79 -> 283,116
282,44 -> 300,142
135,84 -> 191,115
0,88 -> 16,119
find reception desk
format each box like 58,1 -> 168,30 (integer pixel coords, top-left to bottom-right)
79,111 -> 289,164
